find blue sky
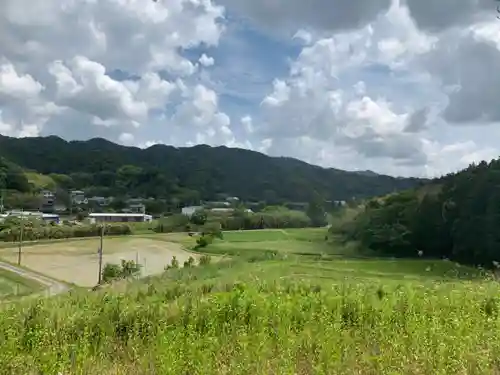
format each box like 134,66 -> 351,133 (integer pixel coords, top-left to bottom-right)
0,0 -> 499,177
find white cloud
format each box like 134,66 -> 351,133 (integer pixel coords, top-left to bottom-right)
0,0 -> 499,178
199,54 -> 215,67
252,0 -> 498,176
0,62 -> 43,99
118,132 -> 135,145
0,0 -> 227,141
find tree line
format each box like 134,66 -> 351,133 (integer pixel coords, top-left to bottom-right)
153,206 -> 324,233
0,135 -> 425,206
337,159 -> 500,267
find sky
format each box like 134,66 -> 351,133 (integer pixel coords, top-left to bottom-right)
0,0 -> 499,178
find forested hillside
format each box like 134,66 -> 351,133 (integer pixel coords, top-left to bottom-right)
0,135 -> 424,204
339,159 -> 500,267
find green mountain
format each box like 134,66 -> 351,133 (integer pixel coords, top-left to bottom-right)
0,135 -> 425,204
339,159 -> 500,267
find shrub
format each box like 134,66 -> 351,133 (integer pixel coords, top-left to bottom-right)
0,222 -> 132,242
199,255 -> 212,266
101,259 -> 141,284
153,214 -> 189,233
101,263 -> 122,283
196,235 -> 213,248
183,256 -> 196,268
165,256 -> 180,270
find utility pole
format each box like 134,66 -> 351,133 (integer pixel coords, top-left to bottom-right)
69,190 -> 73,219
17,208 -> 24,266
97,224 -> 104,284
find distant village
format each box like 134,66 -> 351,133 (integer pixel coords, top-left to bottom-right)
0,188 -> 347,225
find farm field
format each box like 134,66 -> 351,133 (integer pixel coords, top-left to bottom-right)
147,228 -> 484,284
0,228 -> 497,374
0,268 -> 43,298
0,237 -> 198,287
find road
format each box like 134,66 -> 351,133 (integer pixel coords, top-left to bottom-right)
0,261 -> 69,298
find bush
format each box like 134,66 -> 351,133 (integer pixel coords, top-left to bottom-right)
199,255 -> 212,266
101,259 -> 141,284
153,214 -> 190,233
101,263 -> 122,283
165,256 -> 180,270
190,210 -> 207,226
196,235 -> 213,248
0,222 -> 132,242
183,256 -> 196,268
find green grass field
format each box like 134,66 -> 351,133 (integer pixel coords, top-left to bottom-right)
0,269 -> 43,299
0,228 -> 498,374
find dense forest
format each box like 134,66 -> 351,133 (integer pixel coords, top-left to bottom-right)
338,159 -> 500,267
0,135 -> 425,205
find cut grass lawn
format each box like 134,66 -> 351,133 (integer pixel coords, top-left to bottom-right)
0,227 -> 497,374
0,268 -> 44,298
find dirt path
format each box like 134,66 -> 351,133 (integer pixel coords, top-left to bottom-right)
0,261 -> 69,298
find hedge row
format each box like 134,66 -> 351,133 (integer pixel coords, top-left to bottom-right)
153,210 -> 312,233
0,223 -> 132,242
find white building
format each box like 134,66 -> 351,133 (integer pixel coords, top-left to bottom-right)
0,211 -> 60,223
88,213 -> 153,223
181,206 -> 203,217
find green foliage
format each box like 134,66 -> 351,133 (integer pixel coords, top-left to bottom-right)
199,254 -> 212,265
0,278 -> 499,374
338,159 -> 500,267
153,214 -> 190,233
195,235 -> 213,248
101,259 -> 141,283
0,135 -> 424,204
0,157 -> 31,193
306,193 -> 328,227
101,263 -> 121,283
183,256 -> 196,268
0,220 -> 132,242
170,256 -> 180,269
190,210 -> 207,226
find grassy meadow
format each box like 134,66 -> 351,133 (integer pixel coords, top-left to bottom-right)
0,268 -> 43,299
0,228 -> 499,374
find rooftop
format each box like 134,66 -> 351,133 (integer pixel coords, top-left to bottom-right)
88,213 -> 152,217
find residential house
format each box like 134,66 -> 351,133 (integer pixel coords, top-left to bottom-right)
87,196 -> 113,206
39,190 -> 56,212
210,208 -> 253,214
70,190 -> 86,205
181,205 -> 203,217
125,203 -> 146,214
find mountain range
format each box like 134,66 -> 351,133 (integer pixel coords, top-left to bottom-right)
0,135 -> 426,204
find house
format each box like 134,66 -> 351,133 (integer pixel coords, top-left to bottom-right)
3,210 -> 60,223
203,201 -> 230,208
70,190 -> 86,205
126,203 -> 146,213
181,206 -> 203,217
8,210 -> 44,219
210,208 -> 253,214
88,213 -> 153,223
54,203 -> 68,212
40,190 -> 56,212
87,196 -> 112,206
41,214 -> 60,224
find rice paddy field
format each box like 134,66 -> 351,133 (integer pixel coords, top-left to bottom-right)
0,228 -> 499,374
0,237 -> 198,287
0,268 -> 43,299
